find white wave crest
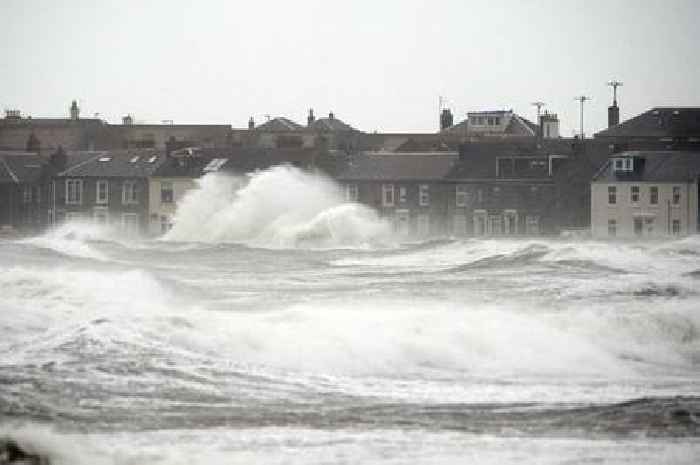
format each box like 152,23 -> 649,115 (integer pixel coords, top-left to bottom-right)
163,166 -> 391,248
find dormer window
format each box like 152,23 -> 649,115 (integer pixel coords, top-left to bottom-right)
613,157 -> 633,172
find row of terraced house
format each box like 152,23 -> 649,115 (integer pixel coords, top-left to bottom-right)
1,100 -> 699,239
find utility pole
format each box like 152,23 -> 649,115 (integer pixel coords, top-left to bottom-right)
574,96 -> 590,138
607,80 -> 623,105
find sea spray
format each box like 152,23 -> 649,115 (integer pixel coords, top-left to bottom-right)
164,166 -> 392,247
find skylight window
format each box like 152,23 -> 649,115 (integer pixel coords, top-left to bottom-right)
203,158 -> 227,172
130,156 -> 140,163
98,157 -> 112,162
147,156 -> 157,163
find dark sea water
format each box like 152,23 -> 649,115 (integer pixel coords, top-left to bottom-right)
1,170 -> 699,464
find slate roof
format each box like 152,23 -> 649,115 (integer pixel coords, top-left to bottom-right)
255,117 -> 305,132
309,116 -> 356,132
153,147 -> 321,177
595,107 -> 700,138
0,118 -> 103,128
591,150 -> 700,183
0,153 -> 46,184
445,141 -> 575,181
58,149 -> 166,177
337,152 -> 458,181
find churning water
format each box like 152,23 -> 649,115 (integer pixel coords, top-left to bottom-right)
1,167 -> 699,464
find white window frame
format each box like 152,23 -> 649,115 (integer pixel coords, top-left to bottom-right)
419,184 -> 430,207
649,186 -> 659,205
96,179 -> 109,205
456,185 -> 468,207
161,181 -> 174,204
65,179 -> 83,205
382,184 -> 395,207
672,186 -> 681,205
398,186 -> 407,203
345,183 -> 358,202
122,180 -> 138,205
630,185 -> 640,204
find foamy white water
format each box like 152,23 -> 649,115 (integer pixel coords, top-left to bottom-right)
164,167 -> 391,248
1,168 -> 699,463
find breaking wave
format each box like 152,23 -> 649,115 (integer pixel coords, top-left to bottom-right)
163,166 -> 391,248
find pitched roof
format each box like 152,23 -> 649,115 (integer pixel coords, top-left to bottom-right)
591,150 -> 700,183
309,116 -> 356,132
595,107 -> 700,138
337,152 -> 458,181
153,147 -> 321,177
58,149 -> 166,177
255,117 -> 304,132
0,118 -> 103,128
0,153 -> 46,184
445,140 -> 575,181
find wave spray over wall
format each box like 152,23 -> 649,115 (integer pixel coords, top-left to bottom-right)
164,165 -> 391,248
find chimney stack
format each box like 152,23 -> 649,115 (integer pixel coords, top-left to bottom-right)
248,117 -> 255,130
607,80 -> 623,128
440,108 -> 454,131
307,108 -> 315,126
70,100 -> 80,120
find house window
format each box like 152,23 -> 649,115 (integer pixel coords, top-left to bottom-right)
608,186 -> 617,205
525,215 -> 539,235
66,179 -> 83,205
504,210 -> 518,235
160,215 -> 172,234
345,183 -> 358,202
607,219 -> 617,236
477,189 -> 483,203
419,184 -> 430,206
122,181 -> 138,205
672,186 -> 681,205
399,186 -> 407,203
649,186 -> 658,205
645,217 -> 655,234
382,184 -> 394,207
473,210 -> 487,236
23,186 -> 32,203
96,180 -> 109,204
613,157 -> 633,172
161,181 -> 174,204
630,185 -> 639,203
672,219 -> 681,235
455,185 -> 468,207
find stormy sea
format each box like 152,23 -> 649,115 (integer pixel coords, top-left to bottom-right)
1,167 -> 699,464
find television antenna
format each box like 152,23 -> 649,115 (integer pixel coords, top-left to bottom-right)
574,95 -> 590,138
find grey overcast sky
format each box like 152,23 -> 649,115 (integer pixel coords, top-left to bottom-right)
1,0 -> 698,135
